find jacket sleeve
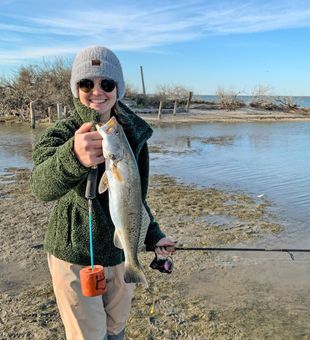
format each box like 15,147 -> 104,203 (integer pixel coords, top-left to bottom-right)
31,121 -> 89,202
138,143 -> 166,247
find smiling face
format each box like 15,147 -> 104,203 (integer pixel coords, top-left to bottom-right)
78,78 -> 117,122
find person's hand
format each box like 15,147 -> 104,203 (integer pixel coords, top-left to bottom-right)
73,122 -> 105,167
155,237 -> 177,255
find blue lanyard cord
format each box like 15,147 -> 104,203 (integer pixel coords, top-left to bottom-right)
85,164 -> 98,271
88,200 -> 95,270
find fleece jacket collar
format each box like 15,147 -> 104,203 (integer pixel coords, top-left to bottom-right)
73,97 -> 104,123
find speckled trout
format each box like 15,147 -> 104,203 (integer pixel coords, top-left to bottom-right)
96,116 -> 150,285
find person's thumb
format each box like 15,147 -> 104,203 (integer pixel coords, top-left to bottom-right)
75,122 -> 94,134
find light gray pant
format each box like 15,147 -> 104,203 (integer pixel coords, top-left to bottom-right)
47,254 -> 135,340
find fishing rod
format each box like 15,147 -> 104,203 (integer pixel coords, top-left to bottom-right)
146,246 -> 310,261
145,245 -> 310,274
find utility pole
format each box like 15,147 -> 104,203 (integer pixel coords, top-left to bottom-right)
140,66 -> 146,96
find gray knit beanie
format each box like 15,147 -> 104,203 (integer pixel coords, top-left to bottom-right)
70,46 -> 125,99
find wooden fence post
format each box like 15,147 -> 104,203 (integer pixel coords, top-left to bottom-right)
57,103 -> 63,120
30,101 -> 35,129
140,66 -> 146,96
158,101 -> 163,120
186,91 -> 193,112
48,106 -> 52,123
173,100 -> 177,116
63,106 -> 68,117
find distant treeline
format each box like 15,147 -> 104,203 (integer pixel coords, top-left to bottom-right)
0,60 -> 304,121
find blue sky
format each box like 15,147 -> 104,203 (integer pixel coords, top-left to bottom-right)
1,0 -> 310,96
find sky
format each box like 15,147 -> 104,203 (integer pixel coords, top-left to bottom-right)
0,0 -> 310,96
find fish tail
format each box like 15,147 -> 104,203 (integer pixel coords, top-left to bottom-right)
124,263 -> 148,286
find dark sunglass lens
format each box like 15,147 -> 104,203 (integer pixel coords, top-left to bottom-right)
79,79 -> 94,93
100,79 -> 116,92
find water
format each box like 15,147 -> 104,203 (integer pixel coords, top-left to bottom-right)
196,94 -> 310,108
149,121 -> 310,247
0,124 -> 43,175
1,121 -> 309,245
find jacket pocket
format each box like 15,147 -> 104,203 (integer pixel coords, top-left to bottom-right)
51,200 -> 72,250
70,205 -> 89,254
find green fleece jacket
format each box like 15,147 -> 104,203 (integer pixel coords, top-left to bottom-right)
31,99 -> 165,266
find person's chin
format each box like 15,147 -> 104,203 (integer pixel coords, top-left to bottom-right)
91,104 -> 105,112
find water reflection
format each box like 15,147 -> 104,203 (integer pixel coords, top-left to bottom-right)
150,121 -> 310,246
0,124 -> 45,172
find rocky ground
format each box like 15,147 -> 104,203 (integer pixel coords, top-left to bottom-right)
2,167 -> 309,339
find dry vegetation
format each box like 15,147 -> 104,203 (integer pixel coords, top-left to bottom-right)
0,61 -> 308,124
0,59 -> 73,121
250,85 -> 299,111
215,87 -> 246,111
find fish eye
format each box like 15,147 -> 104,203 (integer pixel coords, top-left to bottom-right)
115,129 -> 119,135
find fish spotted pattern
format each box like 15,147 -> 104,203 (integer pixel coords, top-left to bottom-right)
96,116 -> 150,285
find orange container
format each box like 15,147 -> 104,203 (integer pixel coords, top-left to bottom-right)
80,265 -> 107,297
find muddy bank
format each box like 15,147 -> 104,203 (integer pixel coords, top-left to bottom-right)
0,169 -> 309,339
139,108 -> 310,126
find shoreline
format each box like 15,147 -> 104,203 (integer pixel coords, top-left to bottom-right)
1,107 -> 310,127
139,108 -> 310,125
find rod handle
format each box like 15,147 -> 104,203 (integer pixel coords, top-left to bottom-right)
85,166 -> 98,200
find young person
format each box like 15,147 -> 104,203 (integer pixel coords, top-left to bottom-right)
31,46 -> 176,340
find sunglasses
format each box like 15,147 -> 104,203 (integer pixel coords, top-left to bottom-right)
78,78 -> 116,93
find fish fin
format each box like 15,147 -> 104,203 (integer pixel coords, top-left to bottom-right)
124,263 -> 148,286
138,205 -> 151,252
113,229 -> 123,249
98,172 -> 109,194
111,164 -> 123,181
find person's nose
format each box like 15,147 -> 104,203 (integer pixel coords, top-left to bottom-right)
92,82 -> 104,96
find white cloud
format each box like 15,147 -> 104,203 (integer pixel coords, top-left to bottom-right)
0,0 -> 310,64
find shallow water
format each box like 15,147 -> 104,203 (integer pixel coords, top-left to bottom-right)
1,121 -> 309,244
149,121 -> 310,248
0,124 -> 43,178
1,121 -> 309,245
